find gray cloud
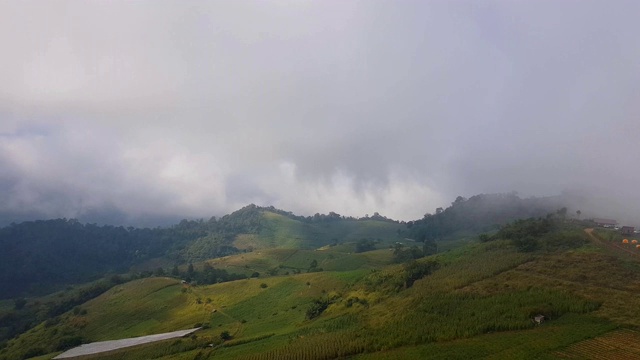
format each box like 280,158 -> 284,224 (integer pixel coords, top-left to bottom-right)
1,1 -> 639,226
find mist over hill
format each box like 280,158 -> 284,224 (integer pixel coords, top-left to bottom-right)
0,193 -> 575,300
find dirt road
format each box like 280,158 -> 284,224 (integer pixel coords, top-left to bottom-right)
584,228 -> 640,258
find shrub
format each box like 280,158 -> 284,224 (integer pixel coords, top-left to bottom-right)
479,234 -> 491,242
355,239 -> 376,253
403,260 -> 439,288
513,235 -> 539,252
306,298 -> 330,319
23,347 -> 45,358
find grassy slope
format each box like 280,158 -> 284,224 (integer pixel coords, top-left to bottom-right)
1,278 -> 207,359
6,272 -> 355,360
10,226 -> 640,359
232,211 -> 404,250
354,230 -> 640,359
202,247 -> 393,278
355,314 -> 614,360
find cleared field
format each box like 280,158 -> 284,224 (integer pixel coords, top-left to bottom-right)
53,328 -> 200,359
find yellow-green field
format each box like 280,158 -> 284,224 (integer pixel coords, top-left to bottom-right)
202,247 -> 393,278
7,227 -> 640,360
228,212 -> 405,251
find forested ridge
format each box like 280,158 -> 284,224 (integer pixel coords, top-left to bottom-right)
0,204 -> 401,299
0,219 -> 206,298
0,195 -> 567,300
404,193 -> 565,242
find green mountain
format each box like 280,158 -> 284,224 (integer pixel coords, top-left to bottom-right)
183,205 -> 404,261
403,192 -> 566,242
0,204 -> 406,349
0,205 -> 405,300
3,193 -> 627,359
4,215 -> 640,359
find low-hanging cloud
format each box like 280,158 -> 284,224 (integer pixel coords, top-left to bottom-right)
1,1 -> 639,226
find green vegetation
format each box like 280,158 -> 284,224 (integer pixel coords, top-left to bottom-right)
0,205 -> 403,300
0,205 -> 402,347
0,218 -> 207,299
3,197 -> 640,359
404,193 -> 564,243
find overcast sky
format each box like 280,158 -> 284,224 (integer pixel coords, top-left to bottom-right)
1,1 -> 639,226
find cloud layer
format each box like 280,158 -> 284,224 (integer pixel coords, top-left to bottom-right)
1,1 -> 639,226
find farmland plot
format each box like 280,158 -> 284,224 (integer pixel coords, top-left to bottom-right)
555,329 -> 640,359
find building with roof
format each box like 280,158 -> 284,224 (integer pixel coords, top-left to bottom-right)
592,218 -> 618,228
621,226 -> 635,236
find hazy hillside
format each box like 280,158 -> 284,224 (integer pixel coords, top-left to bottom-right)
0,205 -> 404,300
0,194 -> 571,300
184,206 -> 404,261
1,193 -> 566,299
0,219 -> 207,299
403,192 -> 567,241
5,213 -> 640,359
9,194 -> 629,360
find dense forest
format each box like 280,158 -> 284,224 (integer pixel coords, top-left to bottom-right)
0,219 -> 207,298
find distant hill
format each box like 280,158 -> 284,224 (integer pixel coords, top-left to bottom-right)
183,205 -> 404,261
0,195 -> 572,300
0,219 -> 207,299
403,192 -> 567,242
0,205 -> 403,299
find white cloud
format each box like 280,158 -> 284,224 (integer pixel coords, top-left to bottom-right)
1,1 -> 639,225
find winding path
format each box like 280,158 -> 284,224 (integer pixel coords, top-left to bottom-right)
584,228 -> 640,258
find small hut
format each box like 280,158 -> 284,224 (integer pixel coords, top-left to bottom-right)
533,315 -> 545,325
